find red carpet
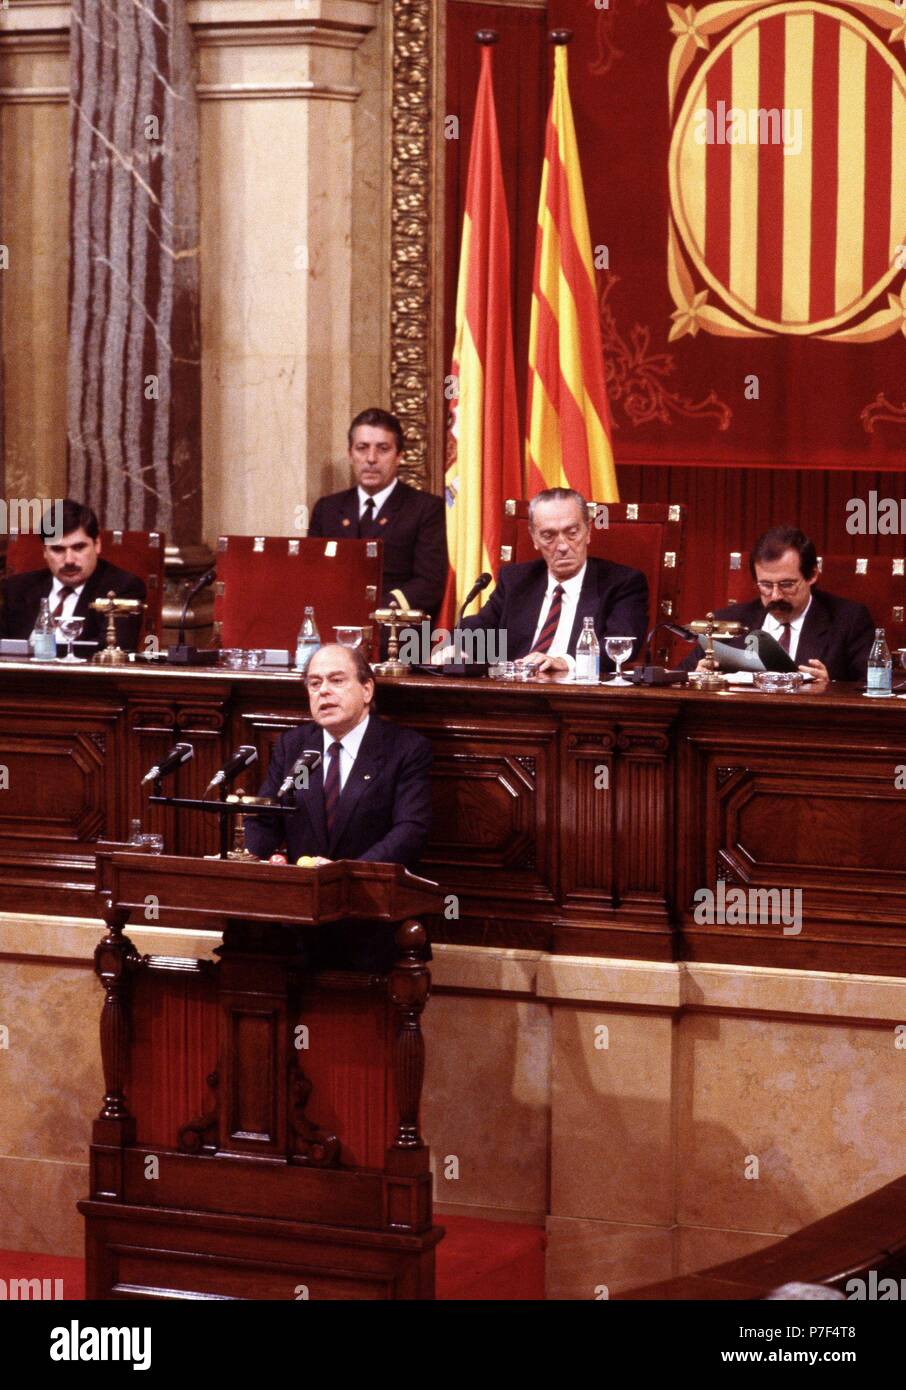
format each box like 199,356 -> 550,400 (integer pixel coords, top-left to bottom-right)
0,1215 -> 544,1301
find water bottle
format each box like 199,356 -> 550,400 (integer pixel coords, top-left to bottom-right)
29,597 -> 57,661
575,617 -> 600,684
294,606 -> 320,673
866,628 -> 892,696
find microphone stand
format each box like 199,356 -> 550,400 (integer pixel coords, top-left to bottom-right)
167,568 -> 219,666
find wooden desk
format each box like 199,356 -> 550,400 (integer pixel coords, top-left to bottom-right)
0,659 -> 903,974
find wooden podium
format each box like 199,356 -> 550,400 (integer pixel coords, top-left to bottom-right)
78,852 -> 444,1300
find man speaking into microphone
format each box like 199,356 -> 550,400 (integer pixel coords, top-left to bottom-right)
245,643 -> 433,971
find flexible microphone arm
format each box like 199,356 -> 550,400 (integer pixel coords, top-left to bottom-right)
644,619 -> 698,666
457,572 -> 493,629
178,568 -> 216,647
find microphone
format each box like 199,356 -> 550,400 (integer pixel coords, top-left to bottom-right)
626,621 -> 699,687
277,748 -> 323,799
457,572 -> 493,628
167,568 -> 219,666
141,742 -> 194,787
205,745 -> 258,793
644,619 -> 698,664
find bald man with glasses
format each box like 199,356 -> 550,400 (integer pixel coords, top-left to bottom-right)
685,525 -> 875,682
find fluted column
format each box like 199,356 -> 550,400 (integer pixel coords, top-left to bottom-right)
67,0 -> 201,542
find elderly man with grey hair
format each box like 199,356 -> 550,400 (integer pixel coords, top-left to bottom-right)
456,487 -> 649,674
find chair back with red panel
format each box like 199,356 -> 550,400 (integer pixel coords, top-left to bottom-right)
498,500 -> 686,664
214,536 -> 383,656
6,528 -> 165,643
728,551 -> 906,650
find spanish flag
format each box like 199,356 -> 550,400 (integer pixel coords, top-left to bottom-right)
442,40 -> 521,625
525,43 -> 618,502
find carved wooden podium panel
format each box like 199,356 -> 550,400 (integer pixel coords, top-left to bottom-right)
78,854 -> 443,1300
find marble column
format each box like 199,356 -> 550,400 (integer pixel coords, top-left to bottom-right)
67,0 -> 201,543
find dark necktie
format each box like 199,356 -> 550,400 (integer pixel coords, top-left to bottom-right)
360,497 -> 378,538
534,585 -> 565,654
323,740 -> 343,834
52,586 -> 77,620
778,623 -> 792,653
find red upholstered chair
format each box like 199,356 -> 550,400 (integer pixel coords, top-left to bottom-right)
5,527 -> 165,642
498,500 -> 686,664
727,551 -> 906,650
214,536 -> 383,656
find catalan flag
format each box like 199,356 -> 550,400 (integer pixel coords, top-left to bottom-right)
525,43 -> 618,502
442,40 -> 521,625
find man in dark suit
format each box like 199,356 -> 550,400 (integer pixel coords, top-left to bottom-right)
245,642 -> 433,970
0,498 -> 146,652
308,407 -> 448,620
683,525 -> 875,682
450,487 -> 648,674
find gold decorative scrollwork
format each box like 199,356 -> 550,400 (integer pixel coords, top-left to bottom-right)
390,1 -> 437,492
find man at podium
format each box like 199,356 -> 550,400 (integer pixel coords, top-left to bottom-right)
245,643 -> 433,970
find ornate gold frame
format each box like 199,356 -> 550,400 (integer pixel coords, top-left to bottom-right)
388,0 -> 444,493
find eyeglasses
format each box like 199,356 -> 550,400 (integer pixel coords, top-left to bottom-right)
755,579 -> 802,594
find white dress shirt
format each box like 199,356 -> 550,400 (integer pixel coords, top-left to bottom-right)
528,563 -> 587,669
49,577 -> 85,623
357,479 -> 398,521
322,711 -> 370,791
761,595 -> 812,662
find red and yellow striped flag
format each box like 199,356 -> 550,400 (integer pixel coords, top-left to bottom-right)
525,43 -> 618,502
442,41 -> 521,626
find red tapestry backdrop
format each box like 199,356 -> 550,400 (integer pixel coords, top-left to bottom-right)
549,0 -> 906,470
444,1 -> 906,624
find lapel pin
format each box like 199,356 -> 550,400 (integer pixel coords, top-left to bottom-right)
342,517 -> 351,527
363,774 -> 372,781
379,517 -> 388,526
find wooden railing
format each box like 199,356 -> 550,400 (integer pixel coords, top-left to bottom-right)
619,1176 -> 906,1299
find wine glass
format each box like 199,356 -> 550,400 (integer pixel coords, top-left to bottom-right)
604,636 -> 634,686
333,626 -> 364,649
896,648 -> 906,693
55,615 -> 86,662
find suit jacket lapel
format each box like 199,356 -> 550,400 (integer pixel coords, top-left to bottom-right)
336,488 -> 359,538
796,592 -> 831,665
512,565 -> 550,659
327,714 -> 382,854
292,724 -> 329,855
374,481 -> 408,531
567,565 -> 602,653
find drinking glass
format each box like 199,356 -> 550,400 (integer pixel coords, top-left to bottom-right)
896,649 -> 906,693
244,649 -> 266,670
604,636 -> 634,686
136,833 -> 164,854
334,626 -> 364,649
55,615 -> 86,662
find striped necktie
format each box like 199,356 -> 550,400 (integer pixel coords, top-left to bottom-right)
534,585 -> 565,654
324,740 -> 343,833
52,586 -> 77,619
359,497 -> 378,538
